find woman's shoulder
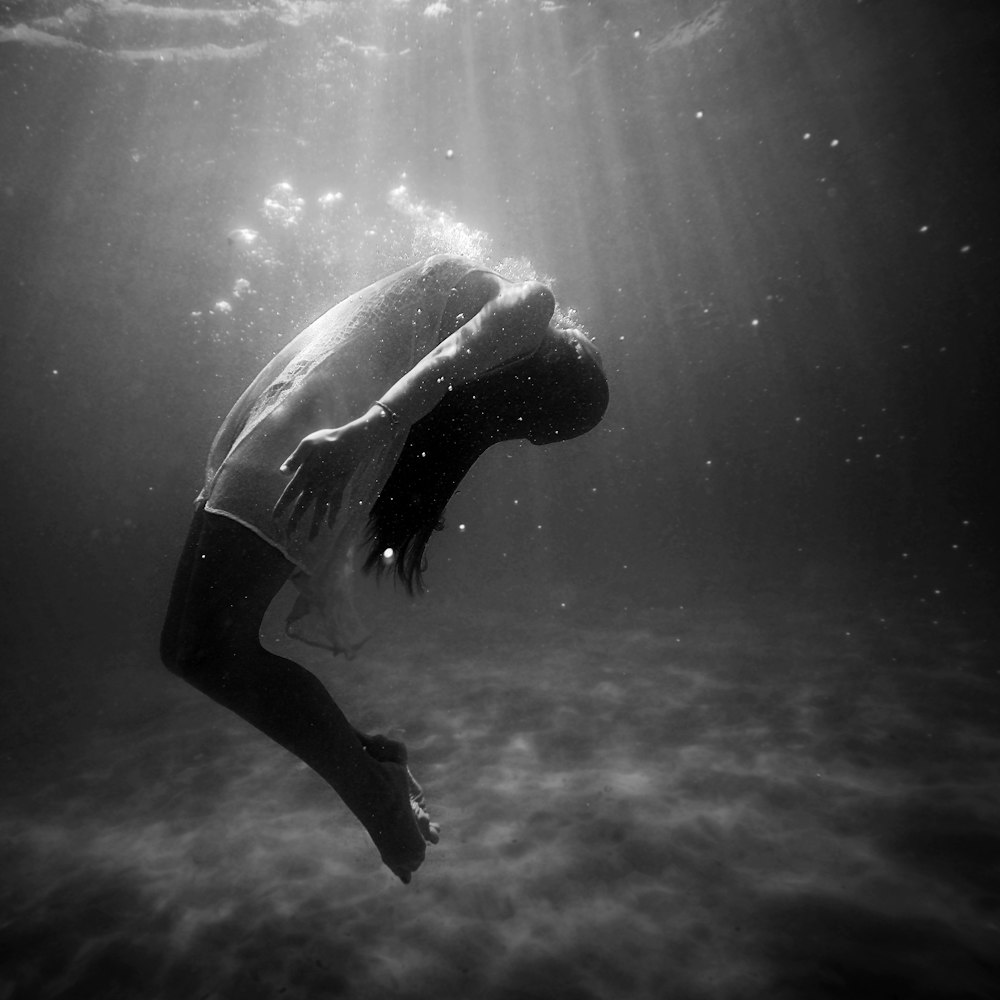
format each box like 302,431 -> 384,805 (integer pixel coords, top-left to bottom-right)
422,251 -> 477,268
419,252 -> 487,280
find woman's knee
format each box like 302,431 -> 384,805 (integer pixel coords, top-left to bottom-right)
160,621 -> 235,685
159,626 -> 182,675
160,509 -> 291,681
160,626 -> 209,681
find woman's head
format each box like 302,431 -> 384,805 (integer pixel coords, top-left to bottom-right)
365,321 -> 608,589
509,321 -> 609,444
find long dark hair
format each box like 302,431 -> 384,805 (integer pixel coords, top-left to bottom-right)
363,327 -> 608,591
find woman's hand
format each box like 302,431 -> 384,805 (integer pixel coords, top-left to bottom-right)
272,407 -> 393,539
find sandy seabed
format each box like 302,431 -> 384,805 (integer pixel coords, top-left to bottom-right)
2,593 -> 999,1000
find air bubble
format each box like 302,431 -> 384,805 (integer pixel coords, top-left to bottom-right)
262,181 -> 305,228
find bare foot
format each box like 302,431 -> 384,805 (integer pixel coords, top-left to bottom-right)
369,760 -> 431,883
355,731 -> 441,880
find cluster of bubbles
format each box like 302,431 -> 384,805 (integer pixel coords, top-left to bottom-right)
203,227 -> 277,319
227,226 -> 276,272
318,191 -> 345,209
207,183 -> 310,318
387,184 -> 492,262
262,181 -> 306,228
195,177 -> 562,352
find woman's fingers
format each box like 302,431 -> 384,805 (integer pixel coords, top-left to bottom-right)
273,442 -> 312,519
285,488 -> 311,537
317,483 -> 348,537
272,475 -> 300,520
279,438 -> 309,476
274,471 -> 347,540
270,428 -> 358,536
308,492 -> 327,540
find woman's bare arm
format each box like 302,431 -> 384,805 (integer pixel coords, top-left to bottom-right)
374,279 -> 554,426
273,279 -> 555,538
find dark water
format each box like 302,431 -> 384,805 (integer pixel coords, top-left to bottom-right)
2,1 -> 999,997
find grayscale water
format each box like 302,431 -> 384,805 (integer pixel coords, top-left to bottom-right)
2,2 -> 998,998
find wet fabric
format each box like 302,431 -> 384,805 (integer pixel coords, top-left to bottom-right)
198,253 -> 483,657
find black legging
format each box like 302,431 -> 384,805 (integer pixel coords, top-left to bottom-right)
160,503 -> 430,880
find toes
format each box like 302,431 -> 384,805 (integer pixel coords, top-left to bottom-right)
411,799 -> 441,844
403,767 -> 440,844
406,767 -> 426,805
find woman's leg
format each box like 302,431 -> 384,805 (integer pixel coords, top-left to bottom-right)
161,505 -> 435,881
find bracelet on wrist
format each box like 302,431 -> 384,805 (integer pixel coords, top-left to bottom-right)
373,399 -> 401,427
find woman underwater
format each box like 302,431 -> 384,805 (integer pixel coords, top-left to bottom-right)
161,253 -> 609,882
